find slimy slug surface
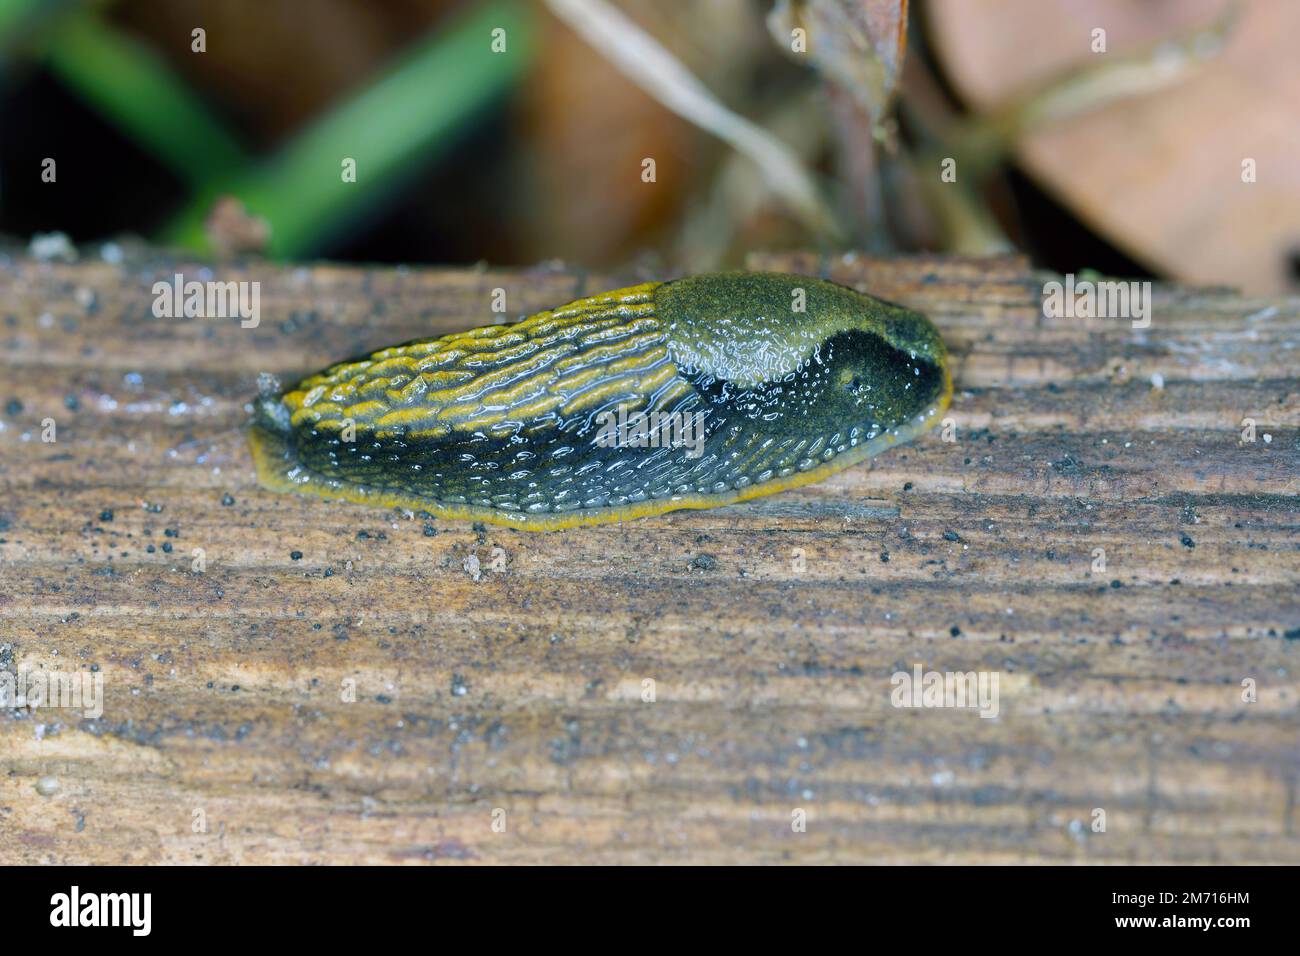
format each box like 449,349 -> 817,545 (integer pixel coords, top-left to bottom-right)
248,272 -> 952,530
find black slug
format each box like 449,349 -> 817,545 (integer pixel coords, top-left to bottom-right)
248,271 -> 951,530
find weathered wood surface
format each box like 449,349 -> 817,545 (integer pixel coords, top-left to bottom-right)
0,246 -> 1296,864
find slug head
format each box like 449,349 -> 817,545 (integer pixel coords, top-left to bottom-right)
654,272 -> 950,441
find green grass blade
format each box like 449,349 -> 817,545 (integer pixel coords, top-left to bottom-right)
45,13 -> 248,184
163,0 -> 534,257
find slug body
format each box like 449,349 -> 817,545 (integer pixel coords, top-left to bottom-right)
249,272 -> 951,530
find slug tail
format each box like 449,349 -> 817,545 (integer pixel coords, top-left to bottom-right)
247,422 -> 297,496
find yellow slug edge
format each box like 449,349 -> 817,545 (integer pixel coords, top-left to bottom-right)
246,363 -> 952,532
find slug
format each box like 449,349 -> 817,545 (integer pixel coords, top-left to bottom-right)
248,271 -> 951,530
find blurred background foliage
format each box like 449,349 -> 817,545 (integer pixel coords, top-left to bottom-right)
0,0 -> 1295,291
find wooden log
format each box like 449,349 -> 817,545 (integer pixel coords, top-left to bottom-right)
0,246 -> 1296,863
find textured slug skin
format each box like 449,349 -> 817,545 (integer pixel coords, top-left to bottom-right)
248,272 -> 952,530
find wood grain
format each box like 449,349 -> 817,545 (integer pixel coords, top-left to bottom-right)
0,247 -> 1296,863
